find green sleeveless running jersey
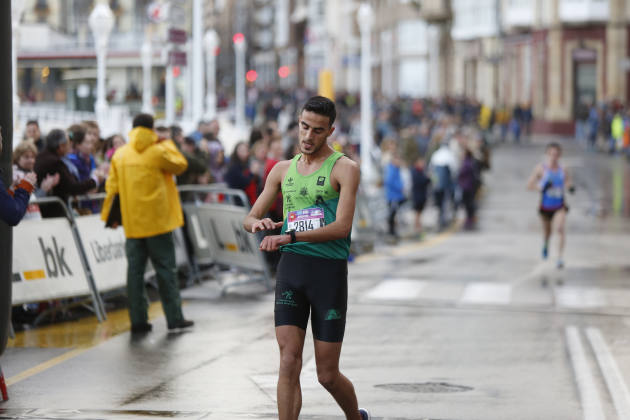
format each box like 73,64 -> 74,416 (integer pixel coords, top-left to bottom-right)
280,151 -> 350,260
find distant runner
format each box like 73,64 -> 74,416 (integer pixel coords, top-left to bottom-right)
527,143 -> 574,268
243,96 -> 370,420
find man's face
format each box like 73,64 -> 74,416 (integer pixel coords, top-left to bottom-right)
546,147 -> 561,163
156,129 -> 170,140
26,123 -> 40,140
209,120 -> 220,136
58,139 -> 71,156
298,111 -> 334,155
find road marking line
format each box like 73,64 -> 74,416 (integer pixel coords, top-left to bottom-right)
586,327 -> 630,419
459,282 -> 512,305
6,347 -> 89,386
7,302 -> 165,386
363,279 -> 427,301
565,326 -> 606,420
556,287 -> 607,309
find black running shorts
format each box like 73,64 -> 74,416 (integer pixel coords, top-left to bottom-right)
539,205 -> 569,221
274,252 -> 348,342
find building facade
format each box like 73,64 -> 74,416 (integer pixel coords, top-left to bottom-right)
500,0 -> 630,134
450,0 -> 630,134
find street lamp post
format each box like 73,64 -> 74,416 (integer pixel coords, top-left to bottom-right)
203,29 -> 219,120
192,0 -> 204,125
357,3 -> 375,184
233,33 -> 246,132
11,0 -> 25,137
88,1 -> 115,125
141,39 -> 153,114
165,48 -> 175,125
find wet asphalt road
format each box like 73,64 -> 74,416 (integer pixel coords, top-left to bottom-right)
2,137 -> 630,420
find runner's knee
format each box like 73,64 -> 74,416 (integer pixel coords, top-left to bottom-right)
316,367 -> 340,390
278,347 -> 302,377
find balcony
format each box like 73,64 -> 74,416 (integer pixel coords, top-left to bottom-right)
559,0 -> 609,23
503,0 -> 535,29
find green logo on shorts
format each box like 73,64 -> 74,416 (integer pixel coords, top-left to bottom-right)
277,290 -> 298,307
325,309 -> 342,320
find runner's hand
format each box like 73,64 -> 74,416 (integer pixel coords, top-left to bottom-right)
251,218 -> 283,233
259,234 -> 290,252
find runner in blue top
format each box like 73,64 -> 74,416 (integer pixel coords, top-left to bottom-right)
527,143 -> 575,268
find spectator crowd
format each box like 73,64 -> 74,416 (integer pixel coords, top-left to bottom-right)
10,91 -> 493,238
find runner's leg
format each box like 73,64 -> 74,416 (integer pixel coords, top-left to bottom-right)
276,325 -> 306,420
541,215 -> 552,258
314,339 -> 361,420
554,209 -> 567,263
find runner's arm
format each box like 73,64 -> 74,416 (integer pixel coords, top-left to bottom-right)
526,164 -> 543,191
243,161 -> 287,233
564,168 -> 575,192
259,158 -> 360,251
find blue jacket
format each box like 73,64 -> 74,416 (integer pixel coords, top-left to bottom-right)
67,153 -> 96,182
0,176 -> 32,226
384,163 -> 405,203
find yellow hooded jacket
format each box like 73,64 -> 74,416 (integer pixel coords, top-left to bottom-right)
101,127 -> 188,239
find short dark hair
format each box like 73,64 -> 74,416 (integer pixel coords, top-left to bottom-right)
132,113 -> 154,129
46,129 -> 68,152
170,125 -> 183,138
301,96 -> 336,126
546,142 -> 562,152
183,137 -> 196,147
26,120 -> 39,127
67,124 -> 87,146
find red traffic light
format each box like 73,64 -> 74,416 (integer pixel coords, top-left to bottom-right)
233,33 -> 245,44
246,70 -> 258,82
278,66 -> 290,78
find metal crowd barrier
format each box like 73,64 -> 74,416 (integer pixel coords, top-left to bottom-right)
11,185 -> 274,327
12,182 -> 375,325
11,196 -> 106,324
177,185 -> 273,294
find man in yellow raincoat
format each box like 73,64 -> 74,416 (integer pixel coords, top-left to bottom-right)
102,114 -> 193,333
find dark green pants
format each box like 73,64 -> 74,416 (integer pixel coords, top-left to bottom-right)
125,231 -> 184,328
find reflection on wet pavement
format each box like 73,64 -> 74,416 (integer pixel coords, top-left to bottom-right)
0,409 -> 428,420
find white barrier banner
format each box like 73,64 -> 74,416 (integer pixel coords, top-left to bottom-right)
12,218 -> 90,304
191,203 -> 264,271
182,204 -> 213,263
74,214 -> 128,292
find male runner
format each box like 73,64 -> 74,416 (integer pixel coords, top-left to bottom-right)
243,96 -> 370,420
527,142 -> 574,268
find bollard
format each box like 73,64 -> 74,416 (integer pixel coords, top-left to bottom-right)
0,363 -> 8,401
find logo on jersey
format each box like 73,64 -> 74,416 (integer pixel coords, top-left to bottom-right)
300,187 -> 308,196
317,176 -> 326,186
286,177 -> 294,186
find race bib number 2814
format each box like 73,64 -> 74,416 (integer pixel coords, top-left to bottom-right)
287,208 -> 325,232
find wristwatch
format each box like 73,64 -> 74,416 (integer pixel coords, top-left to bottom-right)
287,230 -> 297,243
